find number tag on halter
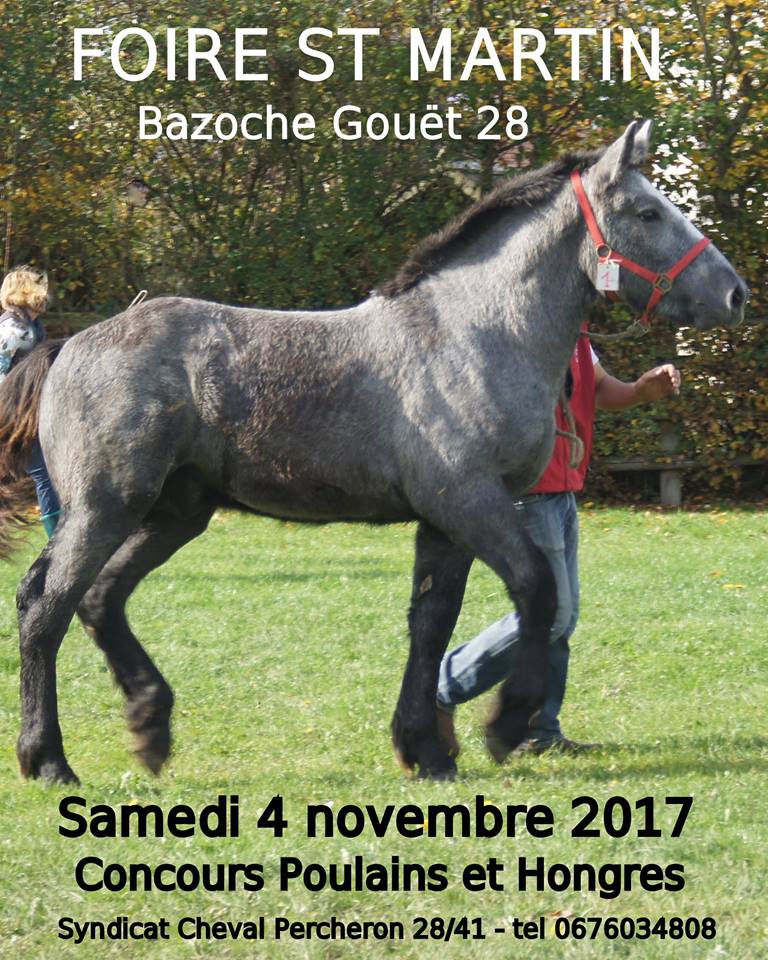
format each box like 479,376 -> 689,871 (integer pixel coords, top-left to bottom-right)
596,259 -> 620,292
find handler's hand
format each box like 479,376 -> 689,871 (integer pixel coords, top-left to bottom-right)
633,364 -> 681,403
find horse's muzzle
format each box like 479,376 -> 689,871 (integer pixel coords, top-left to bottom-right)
726,280 -> 748,326
691,271 -> 749,330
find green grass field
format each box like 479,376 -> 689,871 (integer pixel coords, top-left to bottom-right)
0,508 -> 766,959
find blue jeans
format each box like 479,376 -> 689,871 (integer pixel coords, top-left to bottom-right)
26,440 -> 61,529
437,491 -> 579,741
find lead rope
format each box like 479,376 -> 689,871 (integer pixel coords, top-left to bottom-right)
555,386 -> 585,469
583,318 -> 649,342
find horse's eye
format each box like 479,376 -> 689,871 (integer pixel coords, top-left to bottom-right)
637,209 -> 660,222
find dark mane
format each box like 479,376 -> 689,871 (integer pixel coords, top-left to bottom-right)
378,148 -> 605,298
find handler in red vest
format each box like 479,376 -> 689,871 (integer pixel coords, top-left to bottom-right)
437,335 -> 681,759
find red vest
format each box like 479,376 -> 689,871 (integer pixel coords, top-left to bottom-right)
531,332 -> 596,493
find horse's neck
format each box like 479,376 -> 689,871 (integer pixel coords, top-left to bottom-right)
425,192 -> 596,385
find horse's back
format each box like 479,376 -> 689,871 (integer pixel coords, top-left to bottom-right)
40,297 -> 413,520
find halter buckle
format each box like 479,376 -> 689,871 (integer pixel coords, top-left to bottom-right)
596,244 -> 612,260
654,273 -> 673,292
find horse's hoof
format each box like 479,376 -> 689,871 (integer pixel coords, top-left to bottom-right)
133,727 -> 171,775
394,749 -> 456,781
17,735 -> 79,784
485,726 -> 515,764
417,764 -> 457,782
485,697 -> 542,763
127,684 -> 173,774
436,706 -> 461,759
38,759 -> 80,785
393,748 -> 416,777
485,711 -> 531,763
22,749 -> 80,784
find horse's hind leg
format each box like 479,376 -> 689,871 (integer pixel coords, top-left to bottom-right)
392,522 -> 472,780
77,501 -> 215,775
464,537 -> 555,757
17,511 -> 142,783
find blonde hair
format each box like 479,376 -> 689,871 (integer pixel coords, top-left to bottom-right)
1,265 -> 49,313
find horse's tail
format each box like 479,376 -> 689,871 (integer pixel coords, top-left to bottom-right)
0,339 -> 65,559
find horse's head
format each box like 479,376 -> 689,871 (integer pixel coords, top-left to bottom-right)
579,120 -> 747,330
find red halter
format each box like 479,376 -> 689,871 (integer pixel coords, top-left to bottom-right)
570,170 -> 711,326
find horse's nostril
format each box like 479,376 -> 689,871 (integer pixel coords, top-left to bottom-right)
729,286 -> 744,310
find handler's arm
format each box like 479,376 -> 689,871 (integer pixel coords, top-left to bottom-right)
594,362 -> 681,411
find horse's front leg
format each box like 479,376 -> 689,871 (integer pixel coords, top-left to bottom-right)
410,479 -> 558,765
392,522 -> 472,780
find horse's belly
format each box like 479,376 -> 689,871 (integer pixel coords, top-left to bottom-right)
227,477 -> 414,523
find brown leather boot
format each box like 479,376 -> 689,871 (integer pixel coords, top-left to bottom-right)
436,706 -> 460,759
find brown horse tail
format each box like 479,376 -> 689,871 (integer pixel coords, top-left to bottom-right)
0,339 -> 65,558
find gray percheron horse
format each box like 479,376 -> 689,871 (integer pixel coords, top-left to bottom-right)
0,121 -> 746,783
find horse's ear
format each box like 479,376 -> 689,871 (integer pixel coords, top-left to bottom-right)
592,120 -> 653,189
633,119 -> 654,162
